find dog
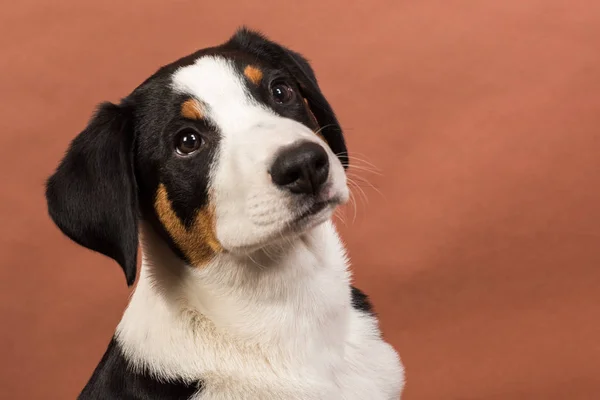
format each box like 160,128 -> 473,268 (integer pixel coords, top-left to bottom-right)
45,27 -> 404,399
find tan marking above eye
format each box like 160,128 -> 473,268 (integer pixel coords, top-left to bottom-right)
244,65 -> 263,85
154,184 -> 222,267
181,99 -> 203,120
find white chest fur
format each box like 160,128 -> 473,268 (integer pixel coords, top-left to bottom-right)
116,222 -> 404,399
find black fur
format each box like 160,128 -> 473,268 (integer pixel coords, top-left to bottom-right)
226,27 -> 349,167
46,102 -> 139,286
351,286 -> 375,316
131,90 -> 220,233
79,338 -> 200,400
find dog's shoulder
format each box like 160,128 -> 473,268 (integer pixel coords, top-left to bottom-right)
79,338 -> 201,400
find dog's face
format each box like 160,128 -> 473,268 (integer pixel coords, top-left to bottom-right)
45,28 -> 349,285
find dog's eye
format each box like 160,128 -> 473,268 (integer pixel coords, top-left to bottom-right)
175,129 -> 203,155
270,82 -> 295,105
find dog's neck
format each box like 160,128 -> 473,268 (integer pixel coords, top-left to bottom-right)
116,220 -> 352,380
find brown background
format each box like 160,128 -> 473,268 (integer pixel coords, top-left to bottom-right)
1,1 -> 599,399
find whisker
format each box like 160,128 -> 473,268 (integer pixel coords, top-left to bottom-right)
247,253 -> 267,270
347,172 -> 387,203
261,245 -> 277,263
348,177 -> 370,206
314,124 -> 336,136
345,181 -> 359,223
336,150 -> 382,172
333,210 -> 347,227
345,164 -> 383,176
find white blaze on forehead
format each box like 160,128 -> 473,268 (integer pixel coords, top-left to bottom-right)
171,56 -> 274,133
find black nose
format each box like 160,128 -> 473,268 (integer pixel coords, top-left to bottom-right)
270,141 -> 330,195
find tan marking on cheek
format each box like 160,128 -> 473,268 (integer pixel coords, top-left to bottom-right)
154,184 -> 222,266
244,65 -> 263,85
181,99 -> 203,120
304,98 -> 325,140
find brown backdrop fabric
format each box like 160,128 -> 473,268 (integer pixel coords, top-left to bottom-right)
1,1 -> 599,399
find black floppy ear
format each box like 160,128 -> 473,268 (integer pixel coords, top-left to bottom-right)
45,102 -> 139,286
229,28 -> 349,168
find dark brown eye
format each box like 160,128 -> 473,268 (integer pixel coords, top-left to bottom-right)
175,129 -> 202,155
270,82 -> 295,104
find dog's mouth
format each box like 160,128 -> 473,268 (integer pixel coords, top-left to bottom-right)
291,196 -> 341,227
295,200 -> 331,221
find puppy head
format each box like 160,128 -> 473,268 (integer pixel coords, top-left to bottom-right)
45,28 -> 349,286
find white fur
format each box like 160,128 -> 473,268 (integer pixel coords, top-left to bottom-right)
116,56 -> 404,399
118,222 -> 403,399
